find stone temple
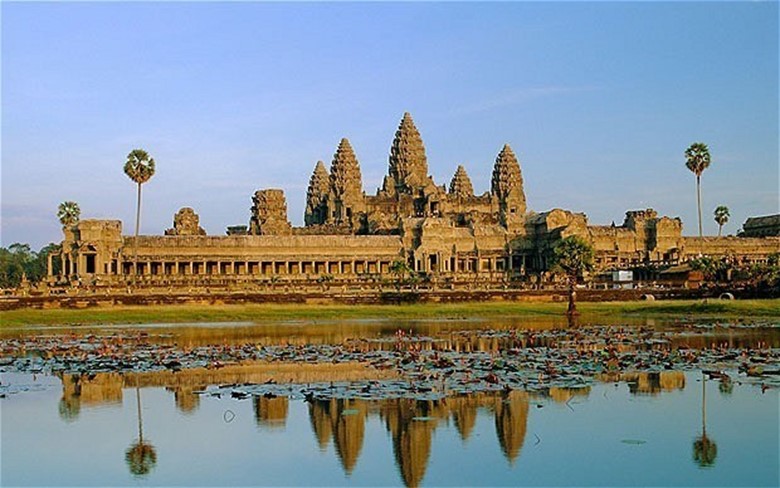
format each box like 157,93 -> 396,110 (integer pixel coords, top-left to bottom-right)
49,113 -> 779,289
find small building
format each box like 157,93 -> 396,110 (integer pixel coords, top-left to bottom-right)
611,270 -> 634,289
659,264 -> 703,289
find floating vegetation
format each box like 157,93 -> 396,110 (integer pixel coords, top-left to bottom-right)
1,323 -> 779,400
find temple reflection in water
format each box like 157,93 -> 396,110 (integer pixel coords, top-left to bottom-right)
53,368 -> 708,487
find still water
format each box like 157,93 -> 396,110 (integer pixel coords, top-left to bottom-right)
1,318 -> 778,486
2,370 -> 777,486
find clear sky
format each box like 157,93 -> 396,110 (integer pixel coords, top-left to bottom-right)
2,1 -> 778,249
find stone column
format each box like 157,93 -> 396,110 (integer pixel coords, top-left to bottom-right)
47,253 -> 54,276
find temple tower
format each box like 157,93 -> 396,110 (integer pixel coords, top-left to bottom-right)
491,144 -> 527,232
249,189 -> 292,235
449,165 -> 474,198
165,207 -> 206,236
327,138 -> 365,228
304,161 -> 330,226
388,112 -> 428,194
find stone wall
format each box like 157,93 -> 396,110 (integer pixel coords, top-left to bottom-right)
683,236 -> 779,261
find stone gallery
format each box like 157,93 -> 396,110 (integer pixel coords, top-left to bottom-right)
50,113 -> 778,289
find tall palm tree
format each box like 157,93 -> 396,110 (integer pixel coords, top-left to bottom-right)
123,149 -> 156,274
550,236 -> 594,316
685,142 -> 712,238
126,387 -> 157,477
713,205 -> 730,237
57,201 -> 81,228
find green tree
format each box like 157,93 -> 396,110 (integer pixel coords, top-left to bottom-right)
57,201 -> 81,228
741,253 -> 780,292
689,256 -> 720,281
29,243 -> 61,281
713,205 -> 730,237
389,258 -> 412,291
0,245 -> 27,288
0,243 -> 63,288
124,149 -> 156,274
685,142 -> 712,238
550,236 -> 594,315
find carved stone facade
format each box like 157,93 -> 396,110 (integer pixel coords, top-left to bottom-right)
304,161 -> 330,226
449,165 -> 474,199
249,189 -> 292,236
165,207 -> 206,236
491,144 -> 526,233
49,113 -> 779,287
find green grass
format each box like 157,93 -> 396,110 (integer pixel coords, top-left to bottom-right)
1,299 -> 778,328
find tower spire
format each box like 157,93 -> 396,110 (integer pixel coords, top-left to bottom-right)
304,160 -> 330,225
388,112 -> 428,193
330,138 -> 363,198
491,144 -> 527,231
449,165 -> 474,198
327,138 -> 365,228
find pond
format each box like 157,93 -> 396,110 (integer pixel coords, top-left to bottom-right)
1,317 -> 778,486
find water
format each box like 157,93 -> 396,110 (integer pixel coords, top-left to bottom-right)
1,318 -> 778,486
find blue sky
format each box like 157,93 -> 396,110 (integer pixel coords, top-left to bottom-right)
2,1 -> 778,249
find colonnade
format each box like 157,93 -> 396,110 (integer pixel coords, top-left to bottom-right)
413,252 -> 521,275
115,257 -> 396,277
52,251 -> 532,280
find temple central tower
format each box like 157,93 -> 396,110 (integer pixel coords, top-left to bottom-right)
388,112 -> 428,194
491,144 -> 527,232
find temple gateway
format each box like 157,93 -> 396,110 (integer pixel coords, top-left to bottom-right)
50,113 -> 778,289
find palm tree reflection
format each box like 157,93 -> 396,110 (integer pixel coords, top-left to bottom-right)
126,387 -> 157,477
693,373 -> 717,467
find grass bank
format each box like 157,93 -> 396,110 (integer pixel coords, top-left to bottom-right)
1,299 -> 778,328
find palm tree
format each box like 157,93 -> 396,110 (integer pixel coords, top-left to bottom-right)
550,236 -> 594,315
57,201 -> 81,228
124,149 -> 156,275
685,142 -> 712,238
693,373 -> 717,467
713,205 -> 730,237
126,387 -> 157,477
